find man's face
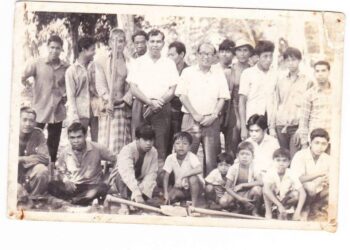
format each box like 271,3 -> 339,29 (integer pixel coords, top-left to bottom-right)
83,44 -> 96,62
109,34 -> 126,53
20,112 -> 36,134
138,138 -> 154,153
314,65 -> 330,84
237,149 -> 254,166
258,51 -> 273,71
218,49 -> 234,66
285,56 -> 300,73
47,41 -> 62,61
173,137 -> 191,157
235,46 -> 252,64
310,137 -> 329,156
68,130 -> 86,151
167,47 -> 183,65
248,124 -> 265,144
147,34 -> 164,58
274,156 -> 290,175
217,161 -> 230,176
133,35 -> 147,56
197,44 -> 215,68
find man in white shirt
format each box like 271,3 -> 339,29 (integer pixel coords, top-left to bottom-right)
239,40 -> 277,140
127,29 -> 179,167
175,42 -> 230,176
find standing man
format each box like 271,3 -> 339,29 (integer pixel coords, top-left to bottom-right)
95,28 -> 132,155
22,35 -> 69,162
127,29 -> 179,167
215,39 -> 236,156
131,30 -> 148,59
65,36 -> 98,140
176,42 -> 230,176
167,41 -> 189,154
239,40 -> 277,141
297,61 -> 332,149
18,107 -> 50,204
231,38 -> 254,157
270,47 -> 311,157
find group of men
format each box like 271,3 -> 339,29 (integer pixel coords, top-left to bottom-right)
18,27 -> 333,220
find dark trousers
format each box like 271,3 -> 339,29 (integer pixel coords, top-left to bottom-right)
36,122 -> 62,162
48,180 -> 108,206
80,117 -> 99,142
167,110 -> 183,155
276,125 -> 300,159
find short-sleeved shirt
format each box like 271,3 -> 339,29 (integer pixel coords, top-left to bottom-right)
163,152 -> 203,188
175,65 -> 230,115
272,72 -> 310,128
246,134 -> 280,175
238,64 -> 277,123
263,168 -> 302,199
57,141 -> 116,185
290,148 -> 331,178
126,53 -> 179,99
65,61 -> 95,122
205,168 -> 226,186
22,57 -> 69,123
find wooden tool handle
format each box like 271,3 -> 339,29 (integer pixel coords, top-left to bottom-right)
189,206 -> 265,220
105,195 -> 162,214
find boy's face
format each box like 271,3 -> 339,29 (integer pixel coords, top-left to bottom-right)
274,156 -> 290,175
20,112 -> 36,134
133,35 -> 147,56
217,161 -> 230,176
285,56 -> 300,73
218,49 -> 234,66
47,41 -> 62,61
310,137 -> 329,156
248,124 -> 265,144
314,64 -> 330,84
258,51 -> 273,71
138,138 -> 154,153
68,130 -> 87,151
235,46 -> 252,63
174,137 -> 191,157
237,149 -> 253,166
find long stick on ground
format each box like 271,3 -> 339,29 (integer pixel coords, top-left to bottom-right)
188,206 -> 265,220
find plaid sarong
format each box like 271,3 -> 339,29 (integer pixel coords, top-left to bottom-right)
98,105 -> 131,155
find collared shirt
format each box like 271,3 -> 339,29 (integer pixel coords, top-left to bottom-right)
272,72 -> 311,128
56,141 -> 116,185
95,52 -> 131,104
239,64 -> 277,123
65,60 -> 94,122
175,65 -> 230,115
263,168 -> 302,199
205,168 -> 226,186
290,148 -> 331,178
163,152 -> 203,188
246,134 -> 280,175
22,57 -> 69,123
126,53 -> 179,99
298,84 -> 332,145
226,162 -> 259,186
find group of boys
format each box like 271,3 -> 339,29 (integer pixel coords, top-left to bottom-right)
18,27 -> 333,221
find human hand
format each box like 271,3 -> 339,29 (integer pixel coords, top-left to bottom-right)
269,129 -> 277,138
200,115 -> 216,127
150,99 -> 163,112
64,180 -> 77,193
192,113 -> 204,123
134,194 -> 145,204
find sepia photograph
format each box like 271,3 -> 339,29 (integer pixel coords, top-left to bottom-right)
7,0 -> 345,232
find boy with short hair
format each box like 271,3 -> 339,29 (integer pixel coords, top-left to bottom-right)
205,152 -> 234,207
219,141 -> 263,216
263,148 -> 307,220
163,132 -> 204,207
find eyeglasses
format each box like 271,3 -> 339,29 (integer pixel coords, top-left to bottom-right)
198,52 -> 215,57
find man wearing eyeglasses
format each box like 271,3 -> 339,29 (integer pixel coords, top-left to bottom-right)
175,42 -> 230,176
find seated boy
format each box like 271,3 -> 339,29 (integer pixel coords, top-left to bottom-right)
263,148 -> 307,220
291,128 -> 331,219
163,132 -> 204,207
219,141 -> 263,216
107,124 -> 159,214
205,152 -> 233,208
